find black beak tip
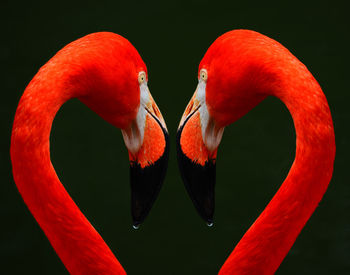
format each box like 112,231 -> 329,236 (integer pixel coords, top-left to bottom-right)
130,129 -> 169,227
176,127 -> 216,224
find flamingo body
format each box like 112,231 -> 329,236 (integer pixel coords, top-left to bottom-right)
11,32 -> 169,274
177,30 -> 335,274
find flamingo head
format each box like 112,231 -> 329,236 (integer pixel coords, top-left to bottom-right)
76,33 -> 169,228
177,30 -> 271,224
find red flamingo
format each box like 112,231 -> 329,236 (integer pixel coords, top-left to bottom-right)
177,30 -> 335,274
11,33 -> 169,275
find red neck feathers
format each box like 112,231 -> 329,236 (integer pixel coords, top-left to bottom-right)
201,30 -> 335,274
10,32 -> 147,275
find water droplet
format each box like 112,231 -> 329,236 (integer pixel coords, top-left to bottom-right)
207,221 -> 214,227
133,224 -> 140,230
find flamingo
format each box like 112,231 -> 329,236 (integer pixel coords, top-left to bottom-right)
177,30 -> 335,274
10,32 -> 169,275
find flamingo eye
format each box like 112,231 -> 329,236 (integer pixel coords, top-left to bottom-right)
200,69 -> 208,82
138,71 -> 146,84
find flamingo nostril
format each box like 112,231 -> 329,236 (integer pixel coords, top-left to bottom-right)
185,100 -> 194,116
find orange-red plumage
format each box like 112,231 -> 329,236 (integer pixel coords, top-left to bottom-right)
11,32 -> 168,274
177,30 -> 335,274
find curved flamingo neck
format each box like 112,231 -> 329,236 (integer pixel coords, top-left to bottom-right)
219,59 -> 335,274
11,63 -> 126,274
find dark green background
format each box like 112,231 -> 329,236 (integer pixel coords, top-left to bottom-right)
1,0 -> 349,274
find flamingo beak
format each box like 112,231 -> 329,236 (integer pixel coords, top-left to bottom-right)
122,83 -> 169,228
176,82 -> 224,225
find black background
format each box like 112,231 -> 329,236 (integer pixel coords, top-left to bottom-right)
1,0 -> 349,274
